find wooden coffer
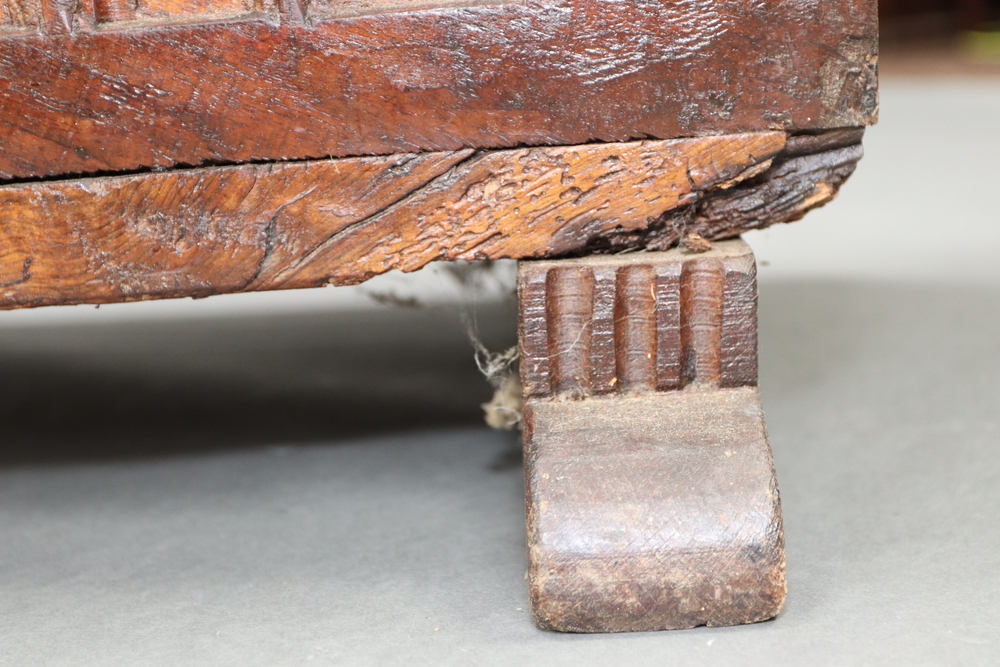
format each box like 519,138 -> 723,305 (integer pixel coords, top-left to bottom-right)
1,0 -> 877,634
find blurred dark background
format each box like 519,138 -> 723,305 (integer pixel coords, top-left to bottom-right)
882,0 -> 998,29
881,0 -> 1000,75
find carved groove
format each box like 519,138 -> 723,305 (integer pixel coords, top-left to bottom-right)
546,266 -> 594,399
614,265 -> 657,393
680,258 -> 724,387
519,239 -> 758,399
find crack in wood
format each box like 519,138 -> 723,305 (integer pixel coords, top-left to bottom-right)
0,130 -> 863,311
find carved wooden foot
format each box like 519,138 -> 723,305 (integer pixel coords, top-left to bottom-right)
518,239 -> 785,633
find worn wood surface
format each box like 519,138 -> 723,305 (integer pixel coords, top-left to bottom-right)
0,130 -> 866,310
519,240 -> 785,632
581,127 -> 867,253
0,131 -> 782,309
0,0 -> 878,180
519,241 -> 758,399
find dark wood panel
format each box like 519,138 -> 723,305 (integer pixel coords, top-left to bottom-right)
0,0 -> 878,180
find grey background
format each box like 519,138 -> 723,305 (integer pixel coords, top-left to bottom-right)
1,78 -> 998,664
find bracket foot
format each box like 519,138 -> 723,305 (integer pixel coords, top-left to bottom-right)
518,239 -> 785,633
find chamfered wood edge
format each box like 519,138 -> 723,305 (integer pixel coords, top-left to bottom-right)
0,129 -> 863,311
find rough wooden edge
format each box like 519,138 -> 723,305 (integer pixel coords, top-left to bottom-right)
574,127 -> 867,254
0,129 -> 862,311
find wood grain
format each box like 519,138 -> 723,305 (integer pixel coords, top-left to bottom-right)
90,0 -> 271,25
0,0 -> 878,180
519,241 -> 785,632
0,132 -> 791,310
0,0 -> 42,31
577,127 -> 867,254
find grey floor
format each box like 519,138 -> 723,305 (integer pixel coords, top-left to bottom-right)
2,78 -> 999,665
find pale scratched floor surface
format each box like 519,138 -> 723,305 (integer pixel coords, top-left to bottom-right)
1,79 -> 998,665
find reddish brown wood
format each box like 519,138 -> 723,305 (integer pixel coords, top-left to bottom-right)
1,132 -> 801,310
0,129 -> 869,311
519,239 -> 784,632
0,0 -> 878,180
